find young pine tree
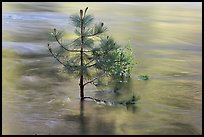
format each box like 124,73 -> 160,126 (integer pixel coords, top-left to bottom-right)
48,7 -> 134,101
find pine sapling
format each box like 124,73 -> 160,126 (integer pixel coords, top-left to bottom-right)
48,7 -> 134,103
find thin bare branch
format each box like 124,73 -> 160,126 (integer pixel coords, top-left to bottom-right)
86,63 -> 96,68
84,32 -> 102,37
48,44 -> 67,67
83,72 -> 106,86
48,44 -> 81,71
54,35 -> 80,52
82,96 -> 108,104
54,35 -> 92,52
84,58 -> 95,66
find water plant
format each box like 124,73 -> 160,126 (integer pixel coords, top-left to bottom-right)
138,74 -> 149,80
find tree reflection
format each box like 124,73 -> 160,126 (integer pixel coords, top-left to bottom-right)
63,101 -> 116,135
79,101 -> 86,134
126,104 -> 138,113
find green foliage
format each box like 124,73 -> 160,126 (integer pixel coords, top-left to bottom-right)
70,14 -> 81,28
83,15 -> 94,27
70,14 -> 94,28
48,7 -> 134,95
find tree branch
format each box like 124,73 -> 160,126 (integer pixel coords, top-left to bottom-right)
86,63 -> 96,68
84,58 -> 95,66
82,96 -> 108,104
48,44 -> 67,67
54,35 -> 80,52
83,72 -> 106,86
85,32 -> 102,37
54,35 -> 92,52
48,44 -> 81,71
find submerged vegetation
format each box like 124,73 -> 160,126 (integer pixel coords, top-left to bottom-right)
48,7 -> 137,104
138,74 -> 149,80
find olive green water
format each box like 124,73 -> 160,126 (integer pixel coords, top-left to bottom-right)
2,2 -> 202,135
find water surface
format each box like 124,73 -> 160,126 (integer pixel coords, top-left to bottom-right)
2,2 -> 202,135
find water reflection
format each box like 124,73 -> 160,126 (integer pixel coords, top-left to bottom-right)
2,2 -> 202,135
62,102 -> 116,135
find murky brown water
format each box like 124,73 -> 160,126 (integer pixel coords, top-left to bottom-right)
2,2 -> 202,135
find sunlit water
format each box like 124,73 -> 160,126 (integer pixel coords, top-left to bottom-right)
2,2 -> 202,135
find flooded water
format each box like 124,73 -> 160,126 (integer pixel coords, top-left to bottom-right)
2,2 -> 202,135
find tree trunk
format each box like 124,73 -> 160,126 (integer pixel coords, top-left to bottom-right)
80,75 -> 84,101
80,10 -> 84,101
